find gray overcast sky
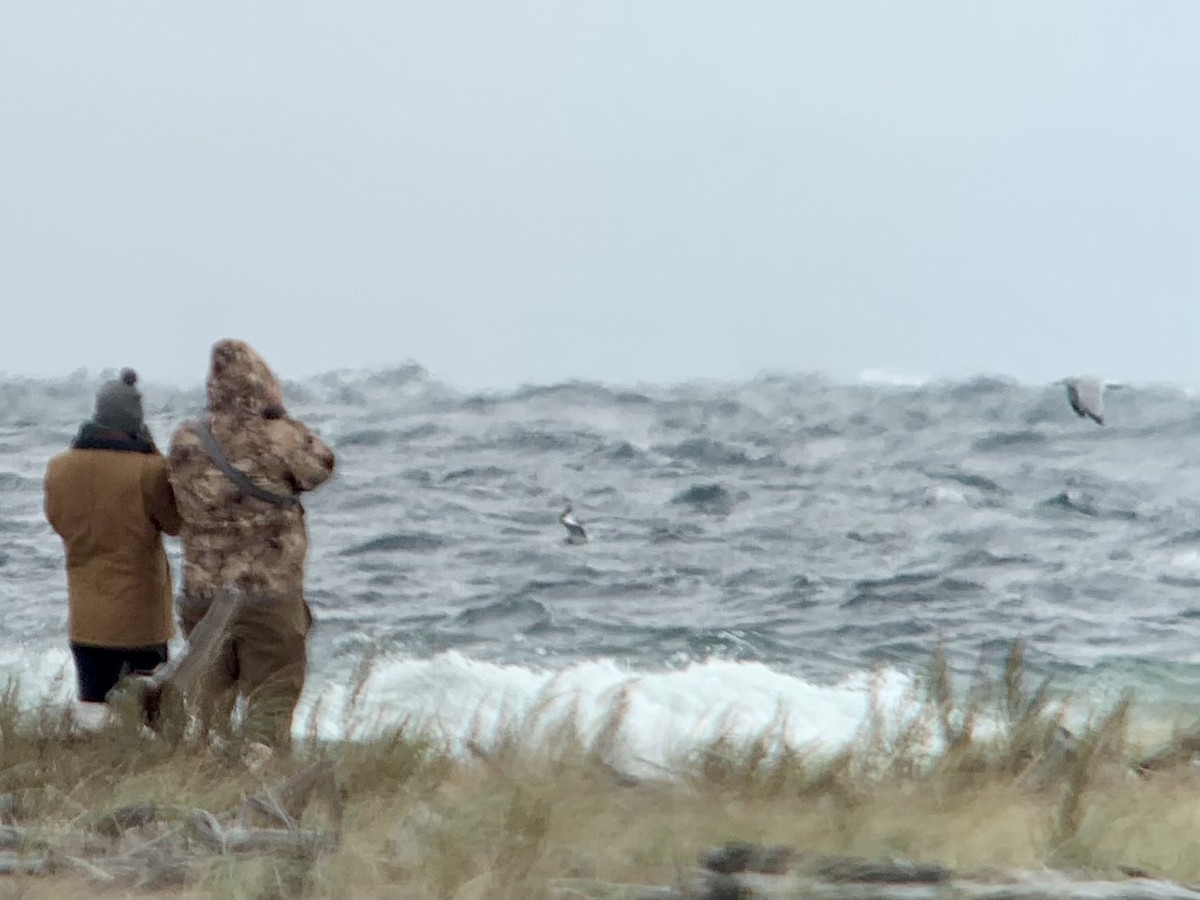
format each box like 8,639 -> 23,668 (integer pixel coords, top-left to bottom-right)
2,2 -> 1197,390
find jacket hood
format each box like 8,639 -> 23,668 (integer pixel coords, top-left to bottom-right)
205,339 -> 284,417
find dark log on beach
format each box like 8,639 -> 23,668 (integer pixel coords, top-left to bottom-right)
630,870 -> 1200,900
89,801 -> 161,837
610,872 -> 1200,900
701,842 -> 950,883
694,872 -> 1200,900
618,844 -> 1200,900
702,841 -> 794,875
804,856 -> 952,884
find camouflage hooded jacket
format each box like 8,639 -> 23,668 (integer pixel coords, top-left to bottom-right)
168,340 -> 335,605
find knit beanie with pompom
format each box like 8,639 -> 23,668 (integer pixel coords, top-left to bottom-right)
93,368 -> 145,436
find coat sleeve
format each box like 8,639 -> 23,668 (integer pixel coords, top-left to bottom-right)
43,461 -> 62,536
141,454 -> 182,536
277,417 -> 336,493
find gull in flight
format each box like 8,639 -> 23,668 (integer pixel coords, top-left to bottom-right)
1062,376 -> 1113,426
559,503 -> 588,545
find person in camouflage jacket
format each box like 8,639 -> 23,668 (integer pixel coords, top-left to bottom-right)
168,339 -> 335,747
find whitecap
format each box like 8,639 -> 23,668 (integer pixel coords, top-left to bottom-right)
297,651 -> 926,775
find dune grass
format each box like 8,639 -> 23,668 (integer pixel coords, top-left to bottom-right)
1,642 -> 1200,899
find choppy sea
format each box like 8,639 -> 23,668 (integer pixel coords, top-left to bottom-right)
4,366 -> 1200,766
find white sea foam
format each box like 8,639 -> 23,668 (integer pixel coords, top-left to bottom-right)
0,645 -> 74,701
297,651 -> 922,773
0,634 -> 1172,768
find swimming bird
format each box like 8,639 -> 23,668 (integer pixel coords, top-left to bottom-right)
559,503 -> 587,545
1063,377 -> 1106,425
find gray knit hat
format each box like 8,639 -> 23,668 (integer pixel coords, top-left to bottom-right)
93,368 -> 145,435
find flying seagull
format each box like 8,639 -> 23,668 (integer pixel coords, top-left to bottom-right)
1062,376 -> 1107,425
559,503 -> 587,545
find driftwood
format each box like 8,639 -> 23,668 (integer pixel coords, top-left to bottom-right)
237,758 -> 342,830
0,853 -> 50,875
618,843 -> 1200,900
0,761 -> 341,889
688,872 -> 1200,900
52,852 -> 119,883
91,801 -> 160,838
187,809 -> 335,855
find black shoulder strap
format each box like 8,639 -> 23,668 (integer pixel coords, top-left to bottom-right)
192,420 -> 300,509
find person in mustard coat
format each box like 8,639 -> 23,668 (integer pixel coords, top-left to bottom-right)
44,369 -> 182,708
168,339 -> 335,749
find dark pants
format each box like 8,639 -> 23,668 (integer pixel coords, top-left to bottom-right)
70,642 -> 168,703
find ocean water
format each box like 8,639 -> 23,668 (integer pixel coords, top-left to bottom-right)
4,367 -> 1200,766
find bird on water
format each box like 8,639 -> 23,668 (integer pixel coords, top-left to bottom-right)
559,503 -> 587,545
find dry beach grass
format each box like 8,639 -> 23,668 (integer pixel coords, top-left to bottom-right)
2,643 -> 1200,899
